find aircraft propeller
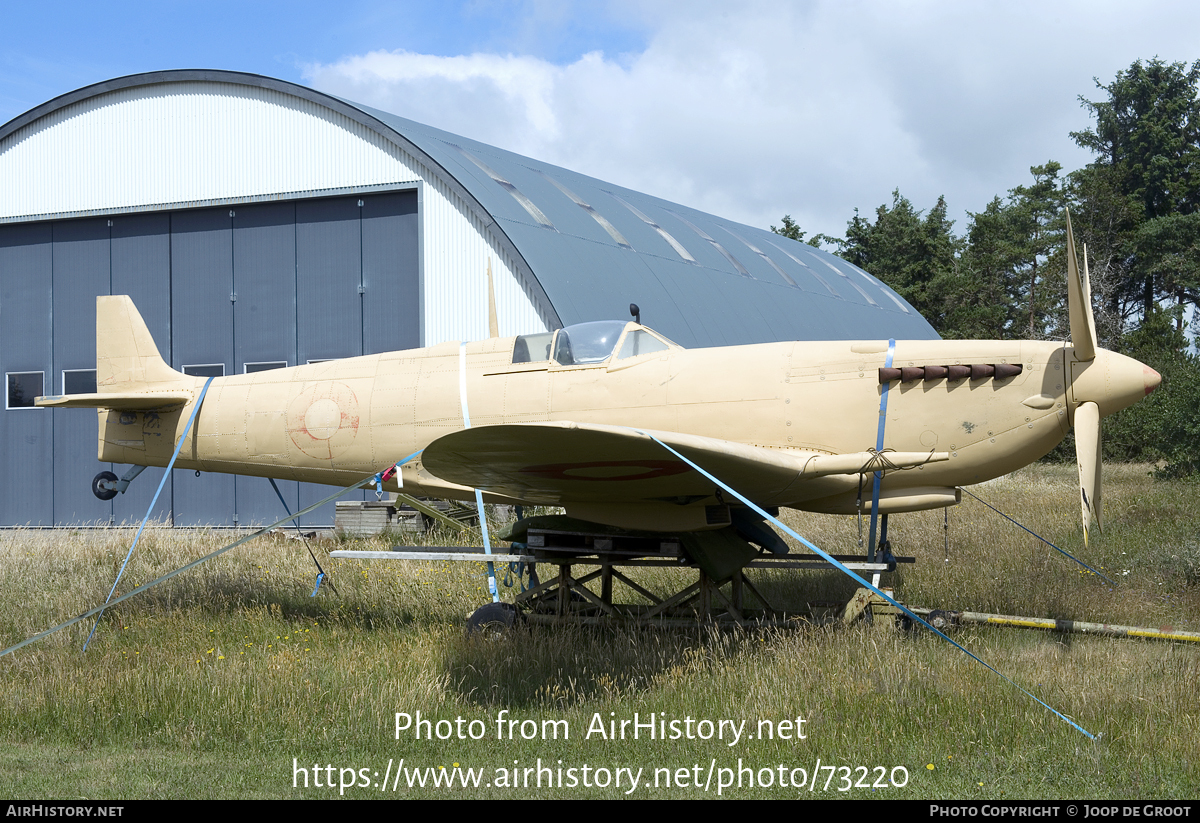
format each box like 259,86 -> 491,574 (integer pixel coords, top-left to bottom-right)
1062,209 -> 1160,545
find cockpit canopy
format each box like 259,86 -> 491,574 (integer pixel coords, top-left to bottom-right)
512,321 -> 676,366
553,320 -> 626,365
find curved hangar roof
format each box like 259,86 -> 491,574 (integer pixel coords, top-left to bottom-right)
0,70 -> 938,348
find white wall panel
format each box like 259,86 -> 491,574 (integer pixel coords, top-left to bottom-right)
0,83 -> 419,215
418,180 -> 548,345
0,80 -> 548,346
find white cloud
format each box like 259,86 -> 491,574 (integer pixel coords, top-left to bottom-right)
314,50 -> 563,140
305,0 -> 1200,239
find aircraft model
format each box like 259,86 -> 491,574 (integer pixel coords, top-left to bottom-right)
37,215 -> 1159,558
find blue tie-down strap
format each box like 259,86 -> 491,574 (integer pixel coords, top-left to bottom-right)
6,464 -> 398,660
85,376 -> 215,652
503,554 -> 531,593
634,428 -> 1095,740
868,339 -> 896,557
268,476 -> 335,597
475,487 -> 499,603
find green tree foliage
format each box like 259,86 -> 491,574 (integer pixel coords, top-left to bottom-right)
769,214 -> 805,242
953,196 -> 1024,338
835,190 -> 960,329
1071,58 -> 1200,321
1073,58 -> 1200,221
1132,211 -> 1200,328
1007,162 -> 1067,337
821,170 -> 1065,341
1067,58 -> 1200,468
769,215 -> 836,249
956,164 -> 1067,340
768,58 -> 1200,474
1104,308 -> 1200,477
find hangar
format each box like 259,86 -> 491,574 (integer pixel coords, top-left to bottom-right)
0,69 -> 936,528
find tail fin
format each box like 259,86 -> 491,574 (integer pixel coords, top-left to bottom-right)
36,296 -> 193,409
96,295 -> 186,392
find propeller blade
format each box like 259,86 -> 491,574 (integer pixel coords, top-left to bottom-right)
1065,208 -> 1097,362
1083,242 -> 1095,319
1075,400 -> 1102,546
486,258 -> 500,338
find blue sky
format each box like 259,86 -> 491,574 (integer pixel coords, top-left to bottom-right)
0,1 -> 648,121
5,1 -> 1200,241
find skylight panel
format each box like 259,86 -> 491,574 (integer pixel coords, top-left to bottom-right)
761,238 -> 840,297
666,211 -> 752,277
535,171 -> 632,249
608,194 -> 696,263
719,226 -> 799,287
454,146 -> 557,231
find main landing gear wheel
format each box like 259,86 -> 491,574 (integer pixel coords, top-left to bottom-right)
466,602 -> 520,634
92,471 -> 119,501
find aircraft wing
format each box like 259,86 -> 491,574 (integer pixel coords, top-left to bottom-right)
422,421 -> 946,506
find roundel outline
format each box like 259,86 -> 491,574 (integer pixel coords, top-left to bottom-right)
286,381 -> 361,460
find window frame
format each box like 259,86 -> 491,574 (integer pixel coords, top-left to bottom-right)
244,361 -> 288,374
6,371 -> 45,410
62,368 -> 97,395
182,363 -> 226,378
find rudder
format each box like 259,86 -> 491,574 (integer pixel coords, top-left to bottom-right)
97,295 -> 187,392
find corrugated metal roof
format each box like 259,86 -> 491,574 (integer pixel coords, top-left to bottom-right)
346,100 -> 938,347
0,70 -> 938,348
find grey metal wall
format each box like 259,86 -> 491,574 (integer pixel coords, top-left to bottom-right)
0,189 -> 419,527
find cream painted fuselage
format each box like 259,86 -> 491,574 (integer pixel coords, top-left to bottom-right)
94,329 -> 1154,517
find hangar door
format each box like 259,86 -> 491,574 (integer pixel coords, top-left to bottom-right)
0,189 -> 419,527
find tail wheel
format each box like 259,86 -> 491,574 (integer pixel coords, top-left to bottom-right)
92,471 -> 119,501
466,602 -> 519,634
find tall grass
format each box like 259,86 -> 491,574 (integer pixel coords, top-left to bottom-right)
0,465 -> 1196,798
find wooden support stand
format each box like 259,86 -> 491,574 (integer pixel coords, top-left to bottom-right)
510,528 -> 908,628
332,526 -> 913,629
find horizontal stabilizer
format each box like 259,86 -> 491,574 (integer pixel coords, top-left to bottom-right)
35,296 -> 195,411
35,391 -> 192,410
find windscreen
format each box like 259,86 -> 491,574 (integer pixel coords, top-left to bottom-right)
552,321 -> 629,365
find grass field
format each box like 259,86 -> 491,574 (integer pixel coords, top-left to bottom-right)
0,463 -> 1197,799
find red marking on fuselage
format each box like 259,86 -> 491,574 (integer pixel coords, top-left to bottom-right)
286,382 -> 361,460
